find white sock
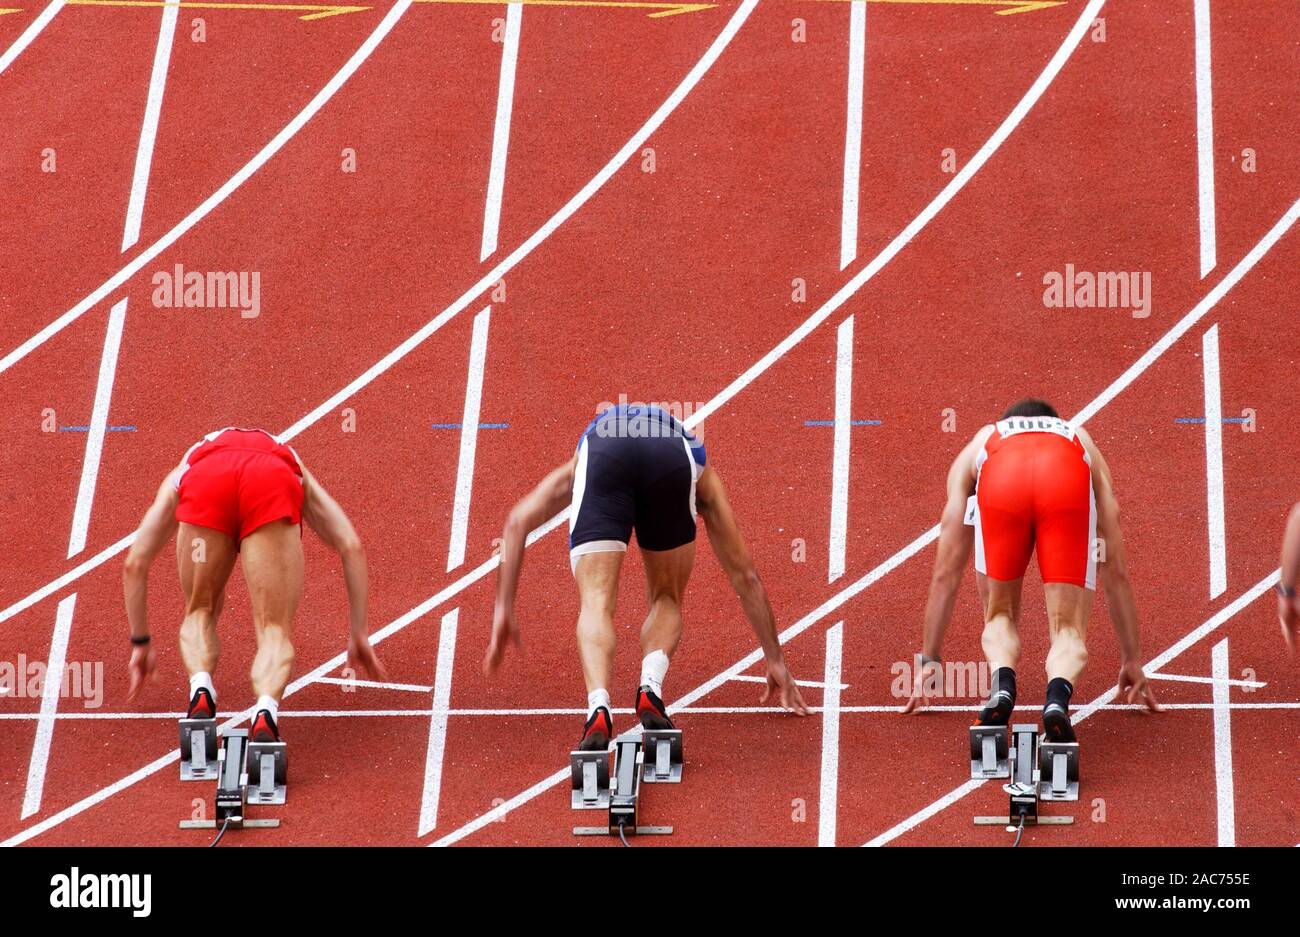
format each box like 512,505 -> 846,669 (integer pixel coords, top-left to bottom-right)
189,671 -> 214,703
587,688 -> 610,718
256,694 -> 279,721
640,650 -> 670,698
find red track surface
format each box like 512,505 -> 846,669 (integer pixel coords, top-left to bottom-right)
1,0 -> 1298,847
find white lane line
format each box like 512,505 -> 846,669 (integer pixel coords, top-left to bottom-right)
447,307 -> 492,572
727,674 -> 849,690
480,1 -> 522,262
0,0 -> 416,377
0,1 -> 63,77
818,622 -> 844,847
1149,671 -> 1264,689
67,298 -> 127,558
21,594 -> 76,819
1193,0 -> 1216,278
686,0 -> 1110,432
6,700 -> 1298,722
839,0 -> 866,271
1211,636 -> 1235,846
0,532 -> 132,626
312,676 -> 434,693
1072,193 -> 1300,427
864,568 -> 1278,846
0,0 -> 759,623
121,2 -> 178,252
829,316 -> 854,583
418,608 -> 460,836
1202,324 -> 1227,598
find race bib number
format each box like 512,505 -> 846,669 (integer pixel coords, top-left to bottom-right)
995,416 -> 1074,440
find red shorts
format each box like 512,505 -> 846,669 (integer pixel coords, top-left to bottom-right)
176,448 -> 304,544
973,433 -> 1097,589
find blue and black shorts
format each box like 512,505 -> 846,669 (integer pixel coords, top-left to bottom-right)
568,404 -> 707,572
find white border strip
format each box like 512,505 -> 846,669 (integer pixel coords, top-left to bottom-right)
839,0 -> 866,271
20,594 -> 75,818
1202,324 -> 1227,598
67,298 -> 128,558
121,2 -> 178,253
817,622 -> 844,847
1210,636 -> 1235,846
417,608 -> 459,836
0,1 -> 63,77
828,315 -> 854,582
1193,0 -> 1216,278
447,307 -> 491,571
479,1 -> 522,262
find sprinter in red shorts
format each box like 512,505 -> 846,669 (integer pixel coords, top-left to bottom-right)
122,427 -> 387,742
904,400 -> 1159,740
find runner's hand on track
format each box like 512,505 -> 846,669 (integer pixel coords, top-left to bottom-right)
483,604 -> 520,676
348,634 -> 388,682
1279,593 -> 1297,654
126,643 -> 156,701
760,658 -> 809,715
902,658 -> 940,714
1116,659 -> 1160,711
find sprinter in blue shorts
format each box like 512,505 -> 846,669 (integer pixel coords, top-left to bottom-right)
483,403 -> 808,750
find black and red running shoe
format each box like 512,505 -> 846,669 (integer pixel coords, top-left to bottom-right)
635,686 -> 674,731
1042,703 -> 1076,743
250,709 -> 281,743
186,686 -> 216,720
578,706 -> 613,751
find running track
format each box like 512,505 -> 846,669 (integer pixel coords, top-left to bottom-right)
0,0 -> 1297,846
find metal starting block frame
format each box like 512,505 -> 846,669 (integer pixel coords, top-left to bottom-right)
179,717 -> 219,781
973,725 -> 1075,828
574,737 -> 673,837
179,730 -> 282,832
969,725 -> 1009,779
641,729 -> 683,783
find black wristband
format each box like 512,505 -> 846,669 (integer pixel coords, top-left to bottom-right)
1277,584 -> 1297,599
130,634 -> 151,646
920,653 -> 940,666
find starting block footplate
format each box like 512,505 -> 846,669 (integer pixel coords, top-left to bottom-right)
179,718 -> 219,781
1038,741 -> 1079,801
640,729 -> 683,784
968,725 -> 1009,779
569,749 -> 611,810
246,740 -> 288,806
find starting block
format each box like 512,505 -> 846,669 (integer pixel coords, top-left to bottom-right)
1038,741 -> 1079,802
179,729 -> 282,833
973,724 -> 1075,828
246,740 -> 287,806
574,736 -> 672,838
640,728 -> 683,783
179,717 -> 219,781
969,725 -> 1009,779
569,749 -> 611,810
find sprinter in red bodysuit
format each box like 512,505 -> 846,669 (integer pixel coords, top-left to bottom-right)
904,400 -> 1159,739
123,428 -> 386,742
